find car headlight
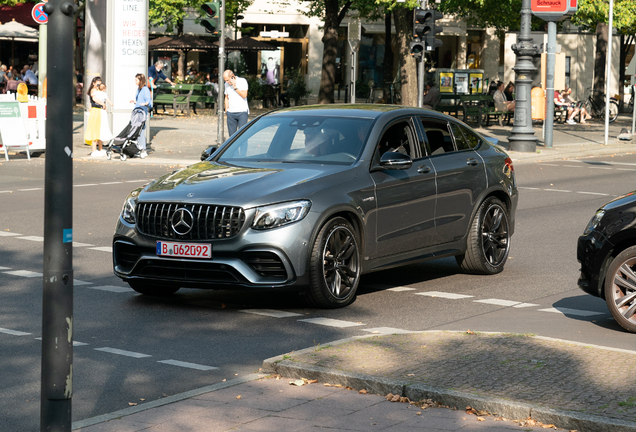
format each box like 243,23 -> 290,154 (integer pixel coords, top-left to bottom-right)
120,190 -> 140,224
252,200 -> 311,230
583,209 -> 605,235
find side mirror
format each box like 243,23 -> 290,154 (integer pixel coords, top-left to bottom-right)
379,151 -> 412,170
200,145 -> 218,161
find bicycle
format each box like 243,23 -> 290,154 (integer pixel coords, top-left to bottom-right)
583,87 -> 619,123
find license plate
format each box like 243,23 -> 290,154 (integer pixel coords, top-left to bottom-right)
156,241 -> 212,259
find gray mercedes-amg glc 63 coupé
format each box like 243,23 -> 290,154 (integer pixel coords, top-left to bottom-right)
113,105 -> 518,308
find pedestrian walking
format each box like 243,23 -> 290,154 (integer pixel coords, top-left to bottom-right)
129,73 -> 150,158
223,69 -> 249,136
84,76 -> 107,157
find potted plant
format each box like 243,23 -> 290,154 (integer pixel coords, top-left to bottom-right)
285,68 -> 310,106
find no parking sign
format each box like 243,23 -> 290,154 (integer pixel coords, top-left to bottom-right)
32,2 -> 48,25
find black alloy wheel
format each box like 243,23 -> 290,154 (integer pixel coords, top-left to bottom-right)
604,246 -> 636,333
306,217 -> 360,308
457,196 -> 510,275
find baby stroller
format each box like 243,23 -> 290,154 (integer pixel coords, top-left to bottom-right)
106,107 -> 146,161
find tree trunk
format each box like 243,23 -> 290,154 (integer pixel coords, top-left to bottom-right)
382,12 -> 393,102
593,22 -> 607,107
177,21 -> 185,80
318,0 -> 339,104
394,7 -> 417,107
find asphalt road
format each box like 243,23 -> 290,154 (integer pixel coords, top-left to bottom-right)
1,154 -> 636,431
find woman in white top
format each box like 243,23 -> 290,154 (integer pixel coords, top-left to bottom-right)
493,81 -> 515,112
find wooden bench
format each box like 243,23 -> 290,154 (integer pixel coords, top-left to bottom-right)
460,94 -> 489,126
435,94 -> 462,118
480,96 -> 513,126
153,83 -> 216,117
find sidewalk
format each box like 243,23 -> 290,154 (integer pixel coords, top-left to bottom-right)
72,331 -> 636,432
62,107 -> 636,167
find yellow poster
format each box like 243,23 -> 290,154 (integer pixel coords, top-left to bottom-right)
469,73 -> 483,93
439,72 -> 454,93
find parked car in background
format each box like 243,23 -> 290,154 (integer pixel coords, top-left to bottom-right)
112,105 -> 518,308
578,191 -> 636,333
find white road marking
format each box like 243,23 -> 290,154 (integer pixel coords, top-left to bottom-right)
387,287 -> 417,292
89,247 -> 113,253
518,186 -> 540,190
474,299 -> 521,307
74,280 -> 93,286
0,232 -> 21,236
513,303 -> 540,308
362,327 -> 414,335
538,163 -> 561,167
16,236 -> 44,242
615,168 -> 636,171
17,188 -> 42,191
88,285 -> 130,293
0,328 -> 31,336
544,189 -> 571,193
538,307 -> 605,317
588,167 -> 613,170
74,184 -> 98,187
0,266 -> 10,270
416,291 -> 474,300
239,309 -> 302,318
298,318 -> 365,328
0,190 -> 12,193
125,180 -> 148,183
34,337 -> 89,346
100,182 -> 123,185
72,242 -> 95,248
3,270 -> 42,278
576,191 -> 610,196
94,347 -> 151,358
157,360 -> 218,371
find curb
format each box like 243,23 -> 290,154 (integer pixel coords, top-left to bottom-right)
262,333 -> 636,432
71,373 -> 262,430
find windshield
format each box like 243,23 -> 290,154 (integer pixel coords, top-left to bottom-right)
217,116 -> 373,165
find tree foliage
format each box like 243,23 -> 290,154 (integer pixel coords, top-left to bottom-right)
571,0 -> 636,35
149,0 -> 252,35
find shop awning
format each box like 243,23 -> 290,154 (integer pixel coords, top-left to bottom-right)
225,36 -> 276,51
0,19 -> 38,40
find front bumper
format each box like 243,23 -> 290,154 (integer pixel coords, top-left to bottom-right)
576,230 -> 612,298
113,210 -> 320,290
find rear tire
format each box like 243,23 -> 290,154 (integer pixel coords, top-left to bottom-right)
128,280 -> 180,297
305,217 -> 361,308
604,246 -> 636,333
456,196 -> 510,275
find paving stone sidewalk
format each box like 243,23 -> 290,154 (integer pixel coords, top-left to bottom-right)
264,331 -> 636,432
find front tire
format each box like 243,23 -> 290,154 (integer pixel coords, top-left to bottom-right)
604,247 -> 636,333
128,280 -> 180,297
456,197 -> 510,275
305,217 -> 361,308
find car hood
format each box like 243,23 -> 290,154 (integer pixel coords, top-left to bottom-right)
602,190 -> 636,212
140,161 -> 356,207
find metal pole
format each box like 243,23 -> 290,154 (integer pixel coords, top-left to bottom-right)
509,0 -> 539,152
217,0 -> 225,145
545,21 -> 556,149
38,24 -> 47,99
604,0 -> 614,145
350,48 -> 356,104
418,55 -> 424,108
40,0 -> 76,430
632,82 -> 636,136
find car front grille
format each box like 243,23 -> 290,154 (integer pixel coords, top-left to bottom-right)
136,203 -> 245,241
135,259 -> 244,283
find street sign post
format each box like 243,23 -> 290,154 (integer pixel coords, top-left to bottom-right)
348,20 -> 361,104
531,0 -> 577,149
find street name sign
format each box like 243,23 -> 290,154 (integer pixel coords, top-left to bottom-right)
531,0 -> 577,21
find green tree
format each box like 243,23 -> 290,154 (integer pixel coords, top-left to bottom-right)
301,0 -> 381,104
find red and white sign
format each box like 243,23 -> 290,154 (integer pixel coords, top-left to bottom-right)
531,0 -> 577,21
31,3 -> 48,25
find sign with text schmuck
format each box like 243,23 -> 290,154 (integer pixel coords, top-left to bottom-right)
531,0 -> 577,21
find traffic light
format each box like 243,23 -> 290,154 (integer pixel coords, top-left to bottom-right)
412,8 -> 443,53
201,1 -> 221,35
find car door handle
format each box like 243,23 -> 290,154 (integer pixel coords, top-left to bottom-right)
466,158 -> 479,166
417,165 -> 431,174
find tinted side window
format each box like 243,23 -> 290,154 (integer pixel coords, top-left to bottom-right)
459,125 -> 481,149
420,118 -> 454,156
376,121 -> 415,158
449,123 -> 471,151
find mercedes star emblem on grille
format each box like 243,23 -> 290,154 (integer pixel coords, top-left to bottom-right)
171,208 -> 194,235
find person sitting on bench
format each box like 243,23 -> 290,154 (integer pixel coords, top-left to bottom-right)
493,81 -> 515,112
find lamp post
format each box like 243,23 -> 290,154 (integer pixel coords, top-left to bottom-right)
509,0 -> 539,152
